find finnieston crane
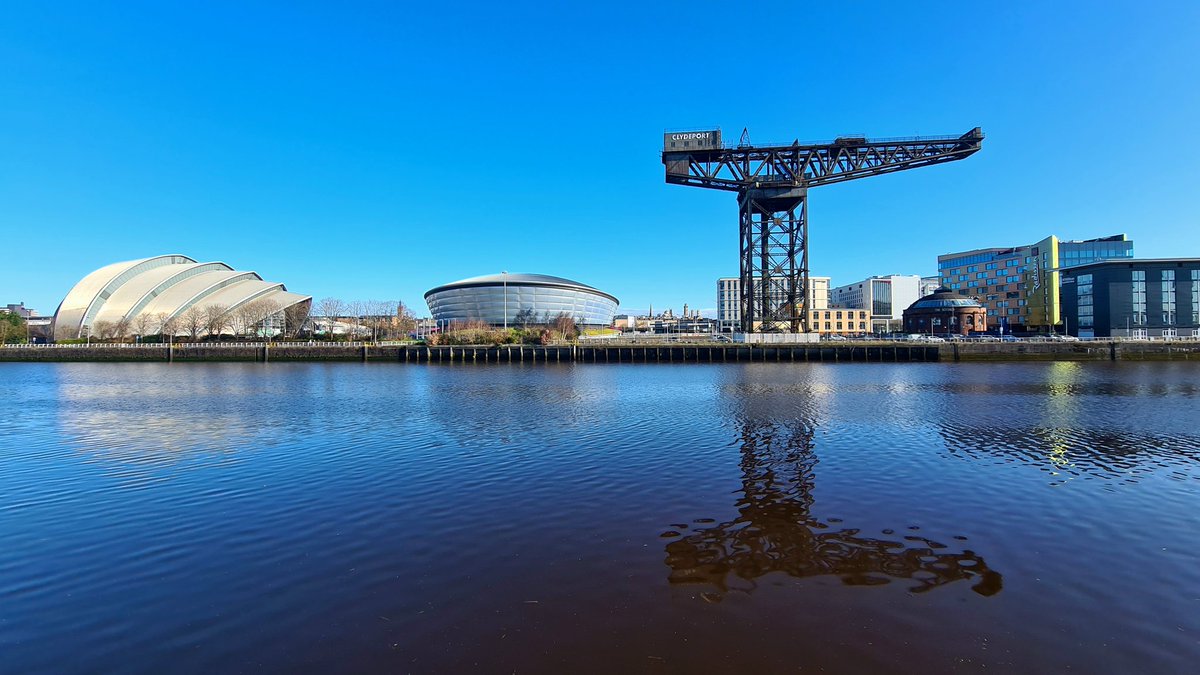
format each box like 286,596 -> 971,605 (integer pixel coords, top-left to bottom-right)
661,127 -> 984,333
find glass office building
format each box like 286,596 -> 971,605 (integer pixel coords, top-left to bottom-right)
1061,259 -> 1200,338
424,273 -> 619,327
1059,234 -> 1134,269
937,234 -> 1134,331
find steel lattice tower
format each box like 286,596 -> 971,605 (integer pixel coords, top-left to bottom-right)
662,128 -> 984,332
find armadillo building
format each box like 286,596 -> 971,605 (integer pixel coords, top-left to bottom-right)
425,273 -> 619,327
53,254 -> 311,340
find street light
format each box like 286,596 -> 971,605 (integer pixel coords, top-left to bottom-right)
502,271 -> 508,331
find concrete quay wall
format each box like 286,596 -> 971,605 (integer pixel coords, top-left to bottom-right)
0,343 -> 939,363
3,341 -> 1199,364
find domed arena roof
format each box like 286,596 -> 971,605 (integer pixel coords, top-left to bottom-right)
908,287 -> 984,310
424,273 -> 618,304
53,254 -> 311,340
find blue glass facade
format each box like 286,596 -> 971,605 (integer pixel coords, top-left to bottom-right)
425,274 -> 618,327
1059,235 -> 1134,269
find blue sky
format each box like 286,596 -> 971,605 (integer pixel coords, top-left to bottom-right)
2,1 -> 1197,317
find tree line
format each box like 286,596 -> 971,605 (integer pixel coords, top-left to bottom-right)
425,311 -> 579,346
0,311 -> 27,343
313,298 -> 418,341
67,299 -> 312,343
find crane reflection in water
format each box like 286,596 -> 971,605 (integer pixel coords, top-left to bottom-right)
662,414 -> 1002,598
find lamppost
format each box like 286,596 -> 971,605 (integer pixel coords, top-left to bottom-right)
502,271 -> 508,331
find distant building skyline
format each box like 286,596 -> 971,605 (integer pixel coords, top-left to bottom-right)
1,5 -> 1196,316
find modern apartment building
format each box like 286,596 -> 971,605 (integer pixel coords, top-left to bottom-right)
937,234 -> 1133,331
716,276 -> 829,329
1061,259 -> 1200,338
829,275 -> 922,333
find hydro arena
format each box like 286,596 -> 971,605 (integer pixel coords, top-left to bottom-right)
53,254 -> 311,340
424,273 -> 618,327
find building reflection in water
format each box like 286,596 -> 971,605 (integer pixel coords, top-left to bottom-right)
663,414 -> 1002,598
935,362 -> 1200,484
53,367 -> 274,483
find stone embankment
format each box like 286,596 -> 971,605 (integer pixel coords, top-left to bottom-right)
3,340 -> 1199,364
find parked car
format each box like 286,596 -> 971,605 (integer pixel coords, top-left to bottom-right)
825,335 -> 848,341
1049,334 -> 1080,342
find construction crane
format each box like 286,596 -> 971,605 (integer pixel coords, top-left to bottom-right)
662,127 -> 984,333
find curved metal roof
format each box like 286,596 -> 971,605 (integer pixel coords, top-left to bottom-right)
53,255 -> 197,337
424,273 -> 618,304
908,287 -> 984,310
52,255 -> 310,339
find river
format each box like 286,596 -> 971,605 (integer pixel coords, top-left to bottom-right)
2,362 -> 1198,673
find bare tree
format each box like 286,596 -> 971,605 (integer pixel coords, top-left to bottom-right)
255,299 -> 283,338
515,307 -> 536,330
113,317 -> 132,342
92,320 -> 115,341
180,307 -> 204,341
132,313 -> 155,341
284,300 -> 312,339
552,313 -> 578,341
347,300 -> 366,341
204,304 -> 232,338
317,297 -> 344,340
395,301 -> 418,337
157,313 -> 180,343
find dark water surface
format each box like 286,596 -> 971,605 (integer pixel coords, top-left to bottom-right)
2,362 -> 1198,673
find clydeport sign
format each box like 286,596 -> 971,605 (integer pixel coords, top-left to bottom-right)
663,129 -> 722,151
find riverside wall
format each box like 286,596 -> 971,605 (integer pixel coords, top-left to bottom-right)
2,341 -> 1200,364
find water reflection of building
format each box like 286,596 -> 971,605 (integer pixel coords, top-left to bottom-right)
664,414 -> 1002,597
55,367 -> 266,476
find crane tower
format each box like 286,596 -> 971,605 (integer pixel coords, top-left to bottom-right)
662,128 -> 984,333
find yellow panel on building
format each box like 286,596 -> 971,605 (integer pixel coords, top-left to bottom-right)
1023,235 -> 1060,328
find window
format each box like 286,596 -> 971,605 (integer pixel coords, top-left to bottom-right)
1006,259 -> 1019,267
1132,270 -> 1146,325
968,265 -> 978,273
1077,273 -> 1093,328
976,272 -> 987,280
1008,308 -> 1019,315
1162,270 -> 1176,325
985,263 -> 997,270
836,322 -> 843,330
836,311 -> 843,319
824,322 -> 831,330
1006,276 -> 1020,283
1192,270 -> 1199,324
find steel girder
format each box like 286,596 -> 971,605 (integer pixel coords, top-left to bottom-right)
663,127 -> 982,333
664,127 -> 983,192
740,189 -> 807,333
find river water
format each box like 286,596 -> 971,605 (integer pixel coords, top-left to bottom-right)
2,362 -> 1198,673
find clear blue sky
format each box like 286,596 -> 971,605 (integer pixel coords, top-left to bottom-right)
2,1 -> 1197,317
